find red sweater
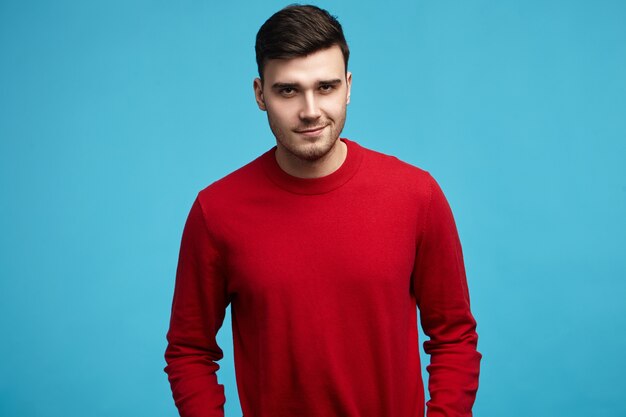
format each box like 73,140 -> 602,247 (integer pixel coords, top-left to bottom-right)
164,138 -> 481,417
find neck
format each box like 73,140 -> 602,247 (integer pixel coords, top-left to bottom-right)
275,139 -> 347,179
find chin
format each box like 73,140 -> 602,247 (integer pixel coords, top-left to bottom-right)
287,135 -> 339,162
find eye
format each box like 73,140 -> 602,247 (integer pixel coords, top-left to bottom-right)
319,84 -> 334,93
279,87 -> 297,97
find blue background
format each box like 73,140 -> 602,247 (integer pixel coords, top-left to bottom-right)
1,1 -> 625,416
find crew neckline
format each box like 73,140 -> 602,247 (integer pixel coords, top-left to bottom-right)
261,138 -> 364,195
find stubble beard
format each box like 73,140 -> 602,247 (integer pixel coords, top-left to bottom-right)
268,106 -> 347,163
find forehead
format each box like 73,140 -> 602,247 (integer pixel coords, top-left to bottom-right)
263,45 -> 346,85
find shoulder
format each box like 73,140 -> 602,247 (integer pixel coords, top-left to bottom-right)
356,141 -> 436,197
195,148 -> 272,212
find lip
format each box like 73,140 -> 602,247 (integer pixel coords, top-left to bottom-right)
295,125 -> 327,137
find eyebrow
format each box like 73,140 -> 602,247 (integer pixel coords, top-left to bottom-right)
271,79 -> 343,90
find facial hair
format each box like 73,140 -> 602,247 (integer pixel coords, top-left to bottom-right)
267,104 -> 347,163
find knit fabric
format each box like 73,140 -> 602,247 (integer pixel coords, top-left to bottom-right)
165,138 -> 481,417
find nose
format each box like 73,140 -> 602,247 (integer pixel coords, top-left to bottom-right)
299,91 -> 322,121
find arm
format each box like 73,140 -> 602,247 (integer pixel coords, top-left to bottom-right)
412,174 -> 481,417
164,197 -> 229,417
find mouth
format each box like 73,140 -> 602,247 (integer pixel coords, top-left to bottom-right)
295,125 -> 327,136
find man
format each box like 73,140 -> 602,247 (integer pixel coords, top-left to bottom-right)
164,5 -> 481,417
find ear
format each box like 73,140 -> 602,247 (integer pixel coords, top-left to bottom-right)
346,71 -> 352,105
253,78 -> 266,111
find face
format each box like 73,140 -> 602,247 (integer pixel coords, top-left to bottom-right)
253,45 -> 352,164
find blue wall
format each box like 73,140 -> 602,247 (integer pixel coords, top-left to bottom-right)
1,1 -> 624,416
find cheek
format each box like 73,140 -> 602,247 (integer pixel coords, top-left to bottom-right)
323,99 -> 347,118
268,101 -> 298,121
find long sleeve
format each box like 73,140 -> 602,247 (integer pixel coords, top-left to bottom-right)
164,197 -> 230,417
412,174 -> 482,417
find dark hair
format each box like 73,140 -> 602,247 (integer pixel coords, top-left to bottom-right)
255,4 -> 350,80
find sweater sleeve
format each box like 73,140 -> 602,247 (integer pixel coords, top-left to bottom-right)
164,197 -> 230,417
412,174 -> 481,417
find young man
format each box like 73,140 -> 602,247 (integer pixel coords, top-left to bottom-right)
164,5 -> 481,417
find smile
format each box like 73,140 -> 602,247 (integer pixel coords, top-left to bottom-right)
295,125 -> 327,136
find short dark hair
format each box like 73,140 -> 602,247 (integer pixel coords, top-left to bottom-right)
255,4 -> 350,80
